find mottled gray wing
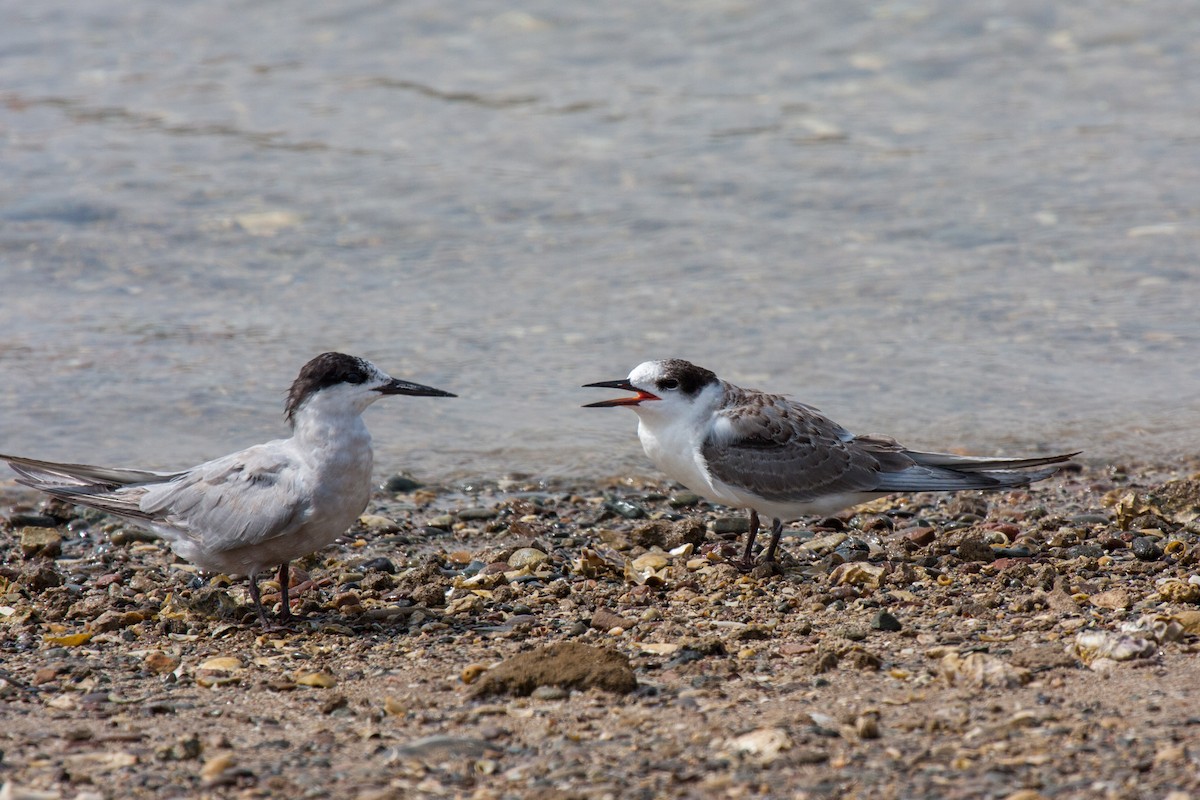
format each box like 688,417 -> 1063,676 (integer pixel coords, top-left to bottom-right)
702,396 -> 914,502
140,444 -> 312,549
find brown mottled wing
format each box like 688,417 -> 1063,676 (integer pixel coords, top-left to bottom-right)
701,390 -> 914,502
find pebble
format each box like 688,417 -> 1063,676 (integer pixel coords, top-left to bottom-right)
871,610 -> 902,632
1065,544 -> 1104,559
18,527 -> 61,559
383,474 -> 422,493
458,507 -> 498,521
905,527 -> 936,546
604,499 -> 646,520
531,685 -> 568,700
1132,537 -> 1164,561
358,514 -> 399,532
426,515 -> 455,530
668,492 -> 701,508
711,516 -> 749,534
507,548 -> 549,570
360,557 -> 396,574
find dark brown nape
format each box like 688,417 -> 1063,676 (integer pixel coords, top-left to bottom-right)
658,359 -> 719,396
285,352 -> 373,423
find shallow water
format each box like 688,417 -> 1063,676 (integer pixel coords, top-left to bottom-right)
2,1 -> 1198,482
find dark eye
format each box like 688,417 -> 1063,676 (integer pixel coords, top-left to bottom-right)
658,378 -> 679,391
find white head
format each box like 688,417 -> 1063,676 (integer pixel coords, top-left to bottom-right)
583,359 -> 722,424
285,352 -> 455,426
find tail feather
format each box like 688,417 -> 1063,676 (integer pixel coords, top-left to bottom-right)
872,451 -> 1077,494
903,450 -> 1079,473
0,453 -> 176,521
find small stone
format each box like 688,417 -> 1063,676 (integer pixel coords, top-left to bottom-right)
360,557 -> 396,574
727,727 -> 792,763
871,610 -> 902,632
711,516 -> 749,534
905,527 -> 936,546
507,548 -> 548,570
531,685 -> 568,700
591,608 -> 634,631
426,515 -> 455,530
384,695 -> 406,716
472,642 -> 637,696
19,527 -> 62,558
294,671 -> 337,688
384,474 -> 422,493
604,499 -> 646,520
668,492 -> 701,508
458,507 -> 497,521
1132,537 -> 1163,561
358,514 -> 399,533
200,751 -> 236,784
954,538 -> 996,562
145,651 -> 181,675
88,609 -> 144,633
1090,589 -> 1131,610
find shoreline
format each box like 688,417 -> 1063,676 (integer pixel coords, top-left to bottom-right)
1,461 -> 1199,798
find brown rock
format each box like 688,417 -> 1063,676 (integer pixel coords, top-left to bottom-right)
630,518 -> 707,550
472,642 -> 637,697
590,608 -> 634,631
905,527 -> 936,547
19,526 -> 62,558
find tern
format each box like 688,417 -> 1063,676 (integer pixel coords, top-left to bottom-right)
585,359 -> 1075,567
1,352 -> 455,625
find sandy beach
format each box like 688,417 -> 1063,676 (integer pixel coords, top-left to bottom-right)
2,457 -> 1199,799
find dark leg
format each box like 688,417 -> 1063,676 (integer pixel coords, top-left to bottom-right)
763,518 -> 785,563
740,510 -> 761,568
277,562 -> 292,622
246,574 -> 271,627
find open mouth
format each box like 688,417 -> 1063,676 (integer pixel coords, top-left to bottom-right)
582,379 -> 661,407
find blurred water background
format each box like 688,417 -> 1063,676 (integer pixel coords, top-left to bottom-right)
2,0 -> 1198,482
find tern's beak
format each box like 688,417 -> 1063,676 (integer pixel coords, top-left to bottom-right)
582,379 -> 660,408
378,379 -> 456,398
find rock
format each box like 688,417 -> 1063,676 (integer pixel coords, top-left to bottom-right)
19,527 -> 61,559
457,507 -> 497,521
144,651 -> 181,675
506,548 -> 548,570
472,642 -> 637,696
591,608 -> 634,631
630,518 -> 707,549
711,516 -> 749,534
383,474 -> 422,493
939,652 -> 1031,689
360,557 -> 396,574
871,610 -> 902,632
667,492 -> 701,508
358,514 -> 399,532
200,751 -> 237,784
905,527 -> 936,546
604,499 -> 646,520
1158,580 -> 1200,603
531,685 -> 568,700
17,563 -> 61,591
727,727 -> 792,763
294,671 -> 337,688
1071,631 -> 1156,668
830,562 -> 885,589
386,736 -> 497,765
1089,588 -> 1131,610
88,610 -> 145,633
954,537 -> 996,562
1132,537 -> 1164,561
